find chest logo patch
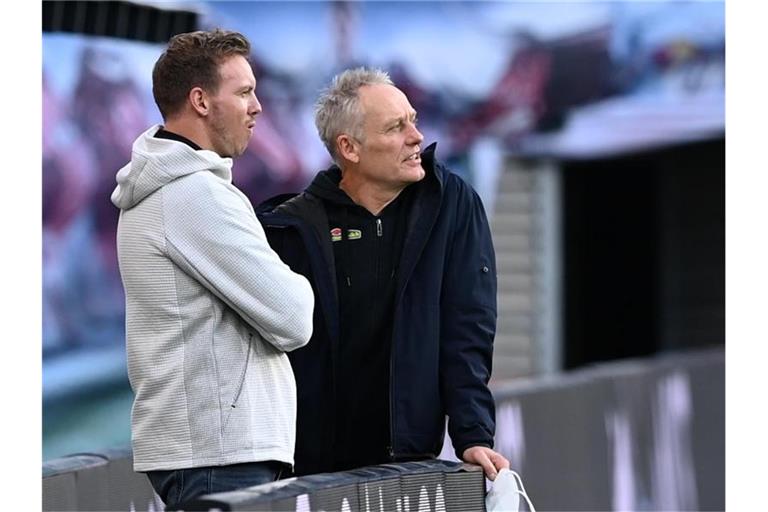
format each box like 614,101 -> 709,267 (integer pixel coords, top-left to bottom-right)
347,229 -> 362,240
330,227 -> 342,242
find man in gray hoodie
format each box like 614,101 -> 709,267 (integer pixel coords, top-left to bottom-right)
110,29 -> 314,507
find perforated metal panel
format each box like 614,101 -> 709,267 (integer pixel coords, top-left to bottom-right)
443,470 -> 486,511
42,454 -> 106,511
42,472 -> 78,512
180,460 -> 486,512
357,478 -> 400,512
42,450 -> 162,512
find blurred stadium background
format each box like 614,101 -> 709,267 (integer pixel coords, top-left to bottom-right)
42,1 -> 724,510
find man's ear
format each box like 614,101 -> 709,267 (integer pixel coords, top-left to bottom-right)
189,87 -> 209,116
337,134 -> 360,164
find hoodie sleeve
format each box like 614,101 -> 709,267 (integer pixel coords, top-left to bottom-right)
439,174 -> 498,457
161,172 -> 314,352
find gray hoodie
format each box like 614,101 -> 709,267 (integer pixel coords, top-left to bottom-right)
112,125 -> 313,471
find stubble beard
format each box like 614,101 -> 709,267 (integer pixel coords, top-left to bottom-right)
209,108 -> 245,159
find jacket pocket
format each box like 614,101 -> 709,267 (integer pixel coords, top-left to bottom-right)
222,334 -> 252,431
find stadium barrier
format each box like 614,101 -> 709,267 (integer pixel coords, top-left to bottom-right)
491,347 -> 724,510
179,460 -> 485,511
42,347 -> 723,511
42,447 -> 162,511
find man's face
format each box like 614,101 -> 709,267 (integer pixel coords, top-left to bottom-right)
207,55 -> 261,158
352,84 -> 425,188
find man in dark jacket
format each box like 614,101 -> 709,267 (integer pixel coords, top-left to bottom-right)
257,67 -> 509,479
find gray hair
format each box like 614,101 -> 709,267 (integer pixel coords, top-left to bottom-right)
314,67 -> 394,163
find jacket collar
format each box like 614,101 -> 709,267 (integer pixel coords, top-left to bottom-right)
256,141 -> 446,329
394,142 -> 443,297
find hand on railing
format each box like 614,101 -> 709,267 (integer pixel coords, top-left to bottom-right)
461,445 -> 510,480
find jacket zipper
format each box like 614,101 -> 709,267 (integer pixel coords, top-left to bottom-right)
388,343 -> 395,459
374,216 -> 395,458
380,216 -> 399,460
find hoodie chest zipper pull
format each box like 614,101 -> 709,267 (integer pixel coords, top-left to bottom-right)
376,218 -> 383,237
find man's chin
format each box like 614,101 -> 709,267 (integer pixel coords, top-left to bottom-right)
228,145 -> 248,159
405,168 -> 426,183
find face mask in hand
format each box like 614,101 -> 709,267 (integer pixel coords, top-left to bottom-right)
485,468 -> 536,512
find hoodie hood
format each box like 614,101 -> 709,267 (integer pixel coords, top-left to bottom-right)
111,124 -> 233,210
305,166 -> 357,207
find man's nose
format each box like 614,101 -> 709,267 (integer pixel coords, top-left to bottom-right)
408,122 -> 424,144
250,94 -> 262,116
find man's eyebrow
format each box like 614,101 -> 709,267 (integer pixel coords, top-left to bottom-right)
383,111 -> 418,126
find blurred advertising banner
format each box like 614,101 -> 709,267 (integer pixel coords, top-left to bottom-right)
42,0 -> 723,459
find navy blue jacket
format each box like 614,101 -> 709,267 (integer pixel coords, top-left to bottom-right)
257,144 -> 497,476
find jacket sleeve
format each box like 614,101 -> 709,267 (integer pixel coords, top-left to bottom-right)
162,172 -> 314,352
439,176 -> 497,457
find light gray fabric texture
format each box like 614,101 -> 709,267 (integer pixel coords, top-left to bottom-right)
112,125 -> 314,471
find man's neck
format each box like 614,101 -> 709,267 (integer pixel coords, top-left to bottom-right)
163,119 -> 210,152
339,175 -> 405,216
155,127 -> 202,151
